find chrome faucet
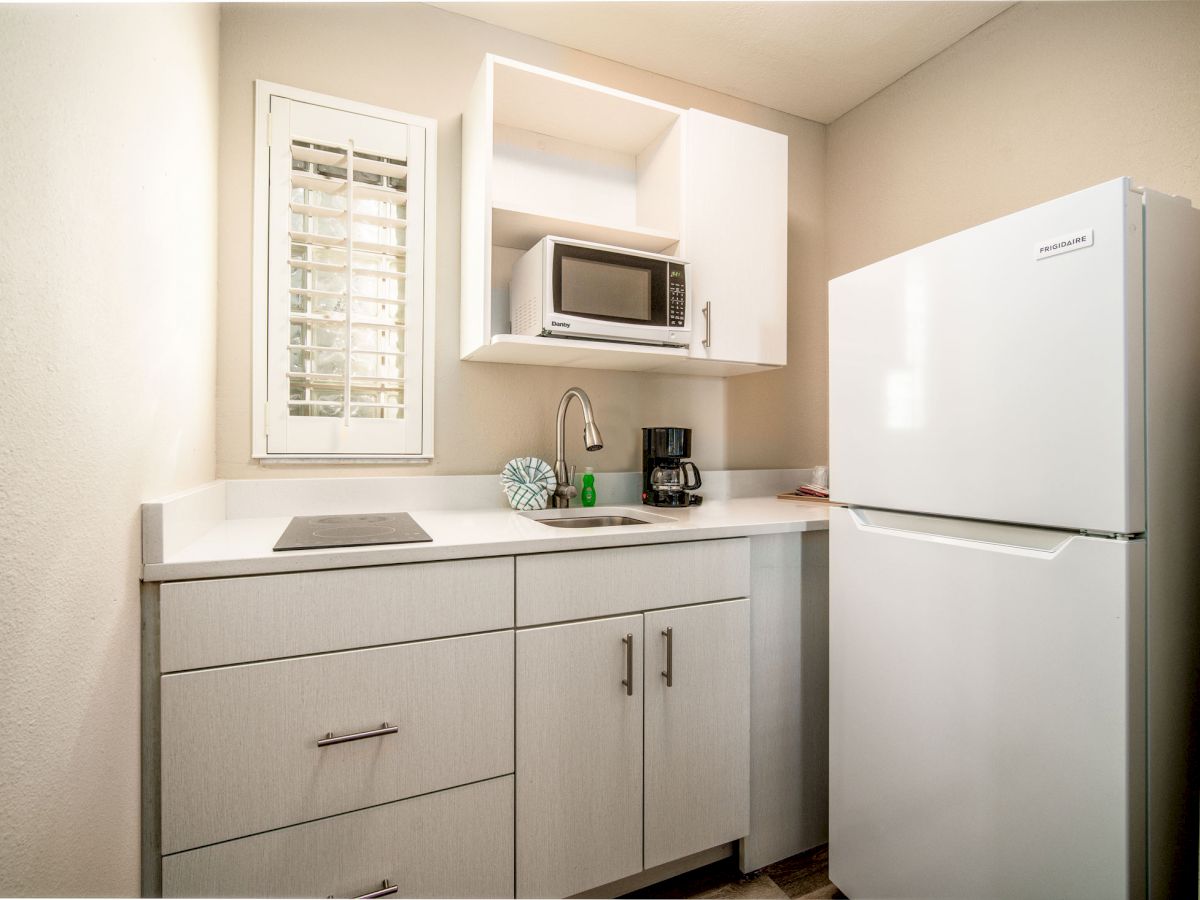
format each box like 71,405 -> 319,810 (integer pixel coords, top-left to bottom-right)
553,387 -> 604,508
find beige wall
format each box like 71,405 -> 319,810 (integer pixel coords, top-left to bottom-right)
827,1 -> 1200,278
216,3 -> 828,479
0,6 -> 219,896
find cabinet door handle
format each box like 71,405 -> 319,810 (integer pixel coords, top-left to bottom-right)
621,633 -> 634,696
317,723 -> 398,747
702,301 -> 712,349
330,880 -> 399,899
661,627 -> 673,687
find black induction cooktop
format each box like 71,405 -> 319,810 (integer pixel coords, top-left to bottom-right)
273,512 -> 433,551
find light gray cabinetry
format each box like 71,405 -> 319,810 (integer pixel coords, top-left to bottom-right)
145,530 -> 828,900
516,616 -> 644,899
161,630 -> 514,854
516,538 -> 749,626
159,556 -> 513,671
516,589 -> 752,897
145,556 -> 517,898
644,599 -> 750,869
163,776 -> 514,899
740,532 -> 830,872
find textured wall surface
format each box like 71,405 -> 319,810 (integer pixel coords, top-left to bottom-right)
827,1 -> 1200,277
215,3 -> 829,479
0,6 -> 219,895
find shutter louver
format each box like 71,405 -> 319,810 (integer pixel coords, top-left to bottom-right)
287,137 -> 409,422
262,93 -> 429,457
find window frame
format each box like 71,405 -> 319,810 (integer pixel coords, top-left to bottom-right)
251,80 -> 437,462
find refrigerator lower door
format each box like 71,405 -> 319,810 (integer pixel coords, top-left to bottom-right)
829,506 -> 1145,900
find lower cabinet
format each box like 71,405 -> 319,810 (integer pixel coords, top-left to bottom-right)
516,599 -> 750,899
162,776 -> 514,898
644,601 -> 750,869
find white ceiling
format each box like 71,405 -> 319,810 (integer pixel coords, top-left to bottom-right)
434,1 -> 1012,124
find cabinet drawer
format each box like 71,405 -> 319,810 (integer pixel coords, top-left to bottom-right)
162,775 -> 514,898
516,538 -> 750,626
161,631 -> 514,854
159,556 -> 514,671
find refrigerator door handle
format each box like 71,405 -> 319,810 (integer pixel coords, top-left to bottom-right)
848,507 -> 1081,556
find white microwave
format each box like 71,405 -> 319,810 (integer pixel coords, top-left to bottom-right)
509,237 -> 691,347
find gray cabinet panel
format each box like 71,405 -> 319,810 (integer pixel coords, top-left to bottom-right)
160,556 -> 514,671
161,631 -> 513,854
516,616 -> 643,899
162,776 -> 514,898
644,599 -> 750,869
516,538 -> 749,626
739,532 -> 829,872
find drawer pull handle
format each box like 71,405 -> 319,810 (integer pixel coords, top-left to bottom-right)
621,633 -> 634,697
317,723 -> 398,747
330,880 -> 399,899
661,626 -> 673,687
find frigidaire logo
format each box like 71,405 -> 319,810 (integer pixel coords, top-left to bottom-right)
1040,236 -> 1087,254
551,320 -> 571,328
1036,228 -> 1093,260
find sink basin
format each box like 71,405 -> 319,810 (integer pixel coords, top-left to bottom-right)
521,506 -> 676,528
535,515 -> 649,529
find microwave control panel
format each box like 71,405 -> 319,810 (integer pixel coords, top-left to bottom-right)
668,266 -> 687,328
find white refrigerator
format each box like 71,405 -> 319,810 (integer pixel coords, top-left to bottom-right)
827,177 -> 1200,899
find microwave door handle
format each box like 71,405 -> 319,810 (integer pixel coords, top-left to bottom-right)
682,461 -> 703,491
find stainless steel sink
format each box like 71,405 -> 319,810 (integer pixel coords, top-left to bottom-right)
520,506 -> 676,528
535,515 -> 648,528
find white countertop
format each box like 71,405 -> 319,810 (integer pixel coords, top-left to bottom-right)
143,496 -> 830,582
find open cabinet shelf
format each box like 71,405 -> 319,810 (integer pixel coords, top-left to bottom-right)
491,205 -> 680,254
460,54 -> 788,377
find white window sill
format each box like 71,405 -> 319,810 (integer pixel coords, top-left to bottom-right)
254,455 -> 434,465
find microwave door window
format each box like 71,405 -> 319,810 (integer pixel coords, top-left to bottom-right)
560,257 -> 652,322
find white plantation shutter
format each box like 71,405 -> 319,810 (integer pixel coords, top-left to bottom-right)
264,95 -> 429,456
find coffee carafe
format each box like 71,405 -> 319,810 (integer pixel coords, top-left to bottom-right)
642,427 -> 703,507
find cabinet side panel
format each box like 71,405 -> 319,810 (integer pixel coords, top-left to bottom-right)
739,532 -> 829,872
141,583 -> 162,898
1143,189 -> 1200,899
461,57 -> 492,357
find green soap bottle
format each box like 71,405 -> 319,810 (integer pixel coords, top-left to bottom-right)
580,467 -> 597,507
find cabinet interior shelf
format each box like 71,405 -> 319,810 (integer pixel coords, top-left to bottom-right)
491,205 -> 679,254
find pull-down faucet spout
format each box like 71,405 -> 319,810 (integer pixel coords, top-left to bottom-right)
553,387 -> 604,508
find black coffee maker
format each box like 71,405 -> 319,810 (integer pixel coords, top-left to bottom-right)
642,427 -> 703,507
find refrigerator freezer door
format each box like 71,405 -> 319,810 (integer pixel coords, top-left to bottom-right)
829,178 -> 1145,534
829,506 -> 1144,900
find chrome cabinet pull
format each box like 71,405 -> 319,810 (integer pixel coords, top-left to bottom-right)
702,301 -> 712,349
330,880 -> 399,899
661,626 -> 673,687
621,633 -> 634,696
317,722 -> 398,747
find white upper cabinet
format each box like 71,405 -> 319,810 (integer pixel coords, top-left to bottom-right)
683,111 -> 788,367
460,55 -> 787,376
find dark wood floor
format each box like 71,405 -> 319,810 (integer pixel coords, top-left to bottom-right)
622,845 -> 845,899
